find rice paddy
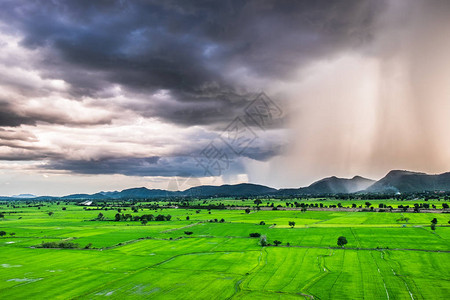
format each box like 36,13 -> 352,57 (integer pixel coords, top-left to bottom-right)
0,200 -> 449,299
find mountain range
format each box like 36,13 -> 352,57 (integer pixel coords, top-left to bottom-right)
1,170 -> 450,200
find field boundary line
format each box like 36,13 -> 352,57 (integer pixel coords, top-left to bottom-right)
300,248 -> 334,298
381,251 -> 416,300
327,250 -> 345,298
228,247 -> 268,299
269,245 -> 450,253
160,221 -> 202,233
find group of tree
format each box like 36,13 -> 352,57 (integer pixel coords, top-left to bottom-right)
39,241 -> 79,249
207,218 -> 225,223
113,213 -> 172,222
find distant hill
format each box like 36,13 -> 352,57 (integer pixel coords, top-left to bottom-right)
11,193 -> 37,199
4,170 -> 450,200
183,183 -> 277,197
116,187 -> 175,199
364,170 -> 450,193
59,183 -> 276,199
277,175 -> 375,195
62,188 -> 175,199
304,175 -> 375,194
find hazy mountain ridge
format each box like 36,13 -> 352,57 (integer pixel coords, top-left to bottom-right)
303,175 -> 375,194
3,170 -> 450,200
365,170 -> 450,193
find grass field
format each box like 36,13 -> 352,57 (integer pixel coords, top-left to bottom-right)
0,201 -> 449,299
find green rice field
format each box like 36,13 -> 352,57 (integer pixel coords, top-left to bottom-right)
0,201 -> 449,299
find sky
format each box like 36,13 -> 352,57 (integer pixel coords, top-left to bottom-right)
0,0 -> 450,196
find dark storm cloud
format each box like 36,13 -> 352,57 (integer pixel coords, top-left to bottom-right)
149,89 -> 255,127
43,155 -> 245,177
0,0 -> 391,179
0,102 -> 35,127
0,0 -> 383,127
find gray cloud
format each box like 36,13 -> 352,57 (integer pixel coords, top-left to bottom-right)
0,129 -> 37,142
0,102 -> 35,127
0,0 -> 382,127
42,155 -> 245,177
0,100 -> 113,127
0,150 -> 53,161
5,0 -> 446,186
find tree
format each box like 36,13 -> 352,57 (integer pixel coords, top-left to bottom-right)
184,231 -> 193,235
97,213 -> 104,220
245,208 -> 251,214
430,218 -> 438,231
254,199 -> 262,206
337,236 -> 348,247
249,233 -> 261,238
186,216 -> 190,221
365,202 -> 371,208
0,213 -> 4,218
9,232 -> 15,237
259,221 -> 265,225
141,219 -> 148,226
155,215 -> 165,221
0,231 -> 6,237
289,221 -> 296,228
273,240 -> 282,246
114,213 -> 121,221
48,211 -> 54,216
259,235 -> 267,247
